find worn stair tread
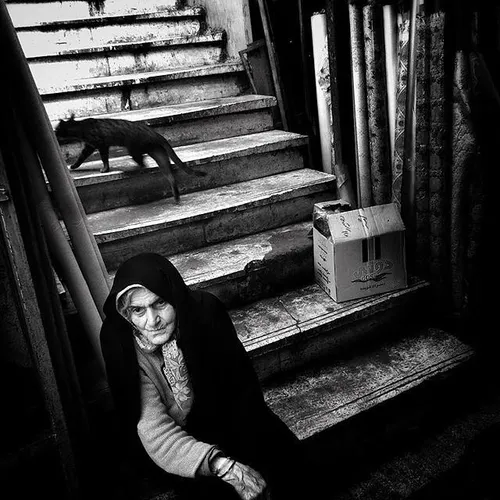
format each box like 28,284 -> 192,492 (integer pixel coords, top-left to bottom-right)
15,7 -> 204,30
52,94 -> 276,130
230,277 -> 428,356
106,221 -> 312,288
26,31 -> 225,59
264,328 -> 474,441
86,168 -> 335,242
38,61 -> 245,95
70,129 -> 307,186
332,366 -> 499,500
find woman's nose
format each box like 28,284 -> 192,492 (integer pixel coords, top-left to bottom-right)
146,308 -> 159,325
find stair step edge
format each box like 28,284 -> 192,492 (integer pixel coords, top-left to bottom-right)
234,278 -> 430,356
105,221 -> 313,285
15,7 -> 205,30
38,62 -> 245,95
7,0 -> 181,27
69,130 -> 307,187
264,327 -> 475,441
52,94 -> 277,128
26,31 -> 225,59
87,169 -> 335,242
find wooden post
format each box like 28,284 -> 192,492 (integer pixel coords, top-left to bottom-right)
257,0 -> 289,130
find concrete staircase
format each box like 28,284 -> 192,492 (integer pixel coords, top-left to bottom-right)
7,0 -> 475,497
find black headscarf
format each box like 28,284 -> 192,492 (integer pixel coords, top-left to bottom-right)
103,252 -> 191,329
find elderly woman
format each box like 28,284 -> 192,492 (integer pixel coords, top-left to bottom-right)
100,253 -> 306,500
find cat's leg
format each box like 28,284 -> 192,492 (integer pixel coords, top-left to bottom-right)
149,148 -> 180,202
70,144 -> 95,170
98,147 -> 110,173
129,150 -> 146,169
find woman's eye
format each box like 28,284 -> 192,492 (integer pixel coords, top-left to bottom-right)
156,299 -> 167,308
130,307 -> 145,316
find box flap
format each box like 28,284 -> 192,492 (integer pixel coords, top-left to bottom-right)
313,200 -> 352,237
327,203 -> 405,242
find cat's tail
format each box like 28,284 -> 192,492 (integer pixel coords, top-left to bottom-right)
160,136 -> 206,178
149,148 -> 180,202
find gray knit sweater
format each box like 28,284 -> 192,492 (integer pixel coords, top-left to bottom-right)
134,343 -> 216,478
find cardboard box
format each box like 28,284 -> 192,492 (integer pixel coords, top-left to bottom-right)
313,202 -> 407,302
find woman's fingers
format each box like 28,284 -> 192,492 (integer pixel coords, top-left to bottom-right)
221,460 -> 268,499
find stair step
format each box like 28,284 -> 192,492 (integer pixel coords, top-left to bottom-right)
264,327 -> 474,441
28,31 -> 227,86
231,278 -> 430,381
16,8 -> 205,51
41,62 -> 249,121
85,168 -> 336,270
331,363 -> 495,500
7,0 -> 179,26
57,95 -> 277,165
70,130 -> 307,213
156,221 -> 313,307
107,221 -> 312,307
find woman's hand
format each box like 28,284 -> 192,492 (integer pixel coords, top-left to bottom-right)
221,460 -> 270,500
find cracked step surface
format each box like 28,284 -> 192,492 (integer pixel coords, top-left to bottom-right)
28,32 -> 227,86
16,8 -> 205,51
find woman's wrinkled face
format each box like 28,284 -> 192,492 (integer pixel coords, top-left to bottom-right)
127,287 -> 176,345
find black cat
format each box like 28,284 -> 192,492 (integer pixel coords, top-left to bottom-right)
55,115 -> 206,202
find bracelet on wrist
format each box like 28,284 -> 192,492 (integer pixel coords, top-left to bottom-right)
210,454 -> 234,478
219,458 -> 236,479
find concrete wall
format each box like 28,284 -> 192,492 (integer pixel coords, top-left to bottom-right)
186,0 -> 253,60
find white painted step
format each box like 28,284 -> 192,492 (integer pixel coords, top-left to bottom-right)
28,31 -> 226,86
7,0 -> 179,26
41,62 -> 249,120
69,129 -> 307,213
264,327 -> 474,441
16,8 -> 204,52
85,168 -> 336,269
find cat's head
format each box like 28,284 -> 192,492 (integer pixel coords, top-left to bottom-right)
54,114 -> 78,140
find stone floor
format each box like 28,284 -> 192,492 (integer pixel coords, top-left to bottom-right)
318,345 -> 500,500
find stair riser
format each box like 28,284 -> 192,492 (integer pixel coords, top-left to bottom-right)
18,20 -> 203,56
251,286 -> 430,382
30,44 -> 225,86
195,240 -> 314,308
43,72 -> 250,121
98,190 -> 334,271
7,0 -> 179,26
59,108 -> 274,164
75,148 -> 302,213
